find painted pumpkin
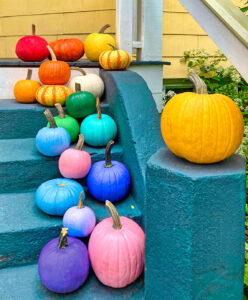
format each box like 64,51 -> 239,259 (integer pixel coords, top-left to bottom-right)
59,134 -> 91,179
49,38 -> 84,61
99,44 -> 131,70
38,228 -> 89,293
65,83 -> 96,119
13,69 -> 40,103
89,201 -> 145,288
35,178 -> 84,216
161,73 -> 244,164
36,109 -> 70,156
47,103 -> 79,143
36,85 -> 72,107
80,97 -> 117,146
68,67 -> 104,98
63,191 -> 96,237
16,24 -> 49,62
84,24 -> 115,62
38,46 -> 71,85
87,140 -> 131,202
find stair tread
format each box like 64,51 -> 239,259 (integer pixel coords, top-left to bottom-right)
0,264 -> 144,299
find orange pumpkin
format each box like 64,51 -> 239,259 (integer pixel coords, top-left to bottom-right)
38,46 -> 71,85
99,44 -> 131,70
14,69 -> 41,103
36,85 -> 72,107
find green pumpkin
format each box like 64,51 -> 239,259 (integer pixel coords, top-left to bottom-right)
80,97 -> 117,147
47,103 -> 79,143
66,83 -> 96,119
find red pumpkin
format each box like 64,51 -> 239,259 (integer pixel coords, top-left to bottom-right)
49,39 -> 84,61
15,24 -> 49,62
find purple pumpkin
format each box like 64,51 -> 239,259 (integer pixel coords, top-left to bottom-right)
63,191 -> 96,237
38,228 -> 89,294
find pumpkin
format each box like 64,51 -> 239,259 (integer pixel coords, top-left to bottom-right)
47,103 -> 79,143
38,228 -> 89,293
161,73 -> 244,164
84,24 -> 115,62
38,45 -> 71,85
89,201 -> 145,288
80,97 -> 117,146
36,178 -> 84,216
36,85 -> 72,107
99,44 -> 131,70
68,67 -> 104,98
15,24 -> 49,62
59,134 -> 91,179
63,191 -> 96,237
49,38 -> 84,61
65,83 -> 96,119
87,140 -> 131,202
13,69 -> 41,103
36,109 -> 70,156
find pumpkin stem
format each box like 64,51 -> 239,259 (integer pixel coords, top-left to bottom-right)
77,191 -> 85,208
105,200 -> 122,230
98,24 -> 111,33
32,24 -> 36,36
46,45 -> 57,61
104,140 -> 114,168
26,69 -> 32,80
75,83 -> 81,93
108,43 -> 117,51
188,73 -> 208,94
75,134 -> 84,150
58,228 -> 69,249
55,103 -> 65,119
96,97 -> 102,119
71,66 -> 87,76
44,109 -> 57,128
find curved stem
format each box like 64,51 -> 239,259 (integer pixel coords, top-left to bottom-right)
105,201 -> 122,230
104,140 -> 114,168
44,109 -> 57,128
96,97 -> 102,119
46,45 -> 57,61
188,73 -> 208,94
75,83 -> 81,92
75,134 -> 84,150
71,66 -> 87,76
108,43 -> 117,50
26,69 -> 32,80
98,24 -> 111,33
58,228 -> 68,249
55,103 -> 65,119
32,24 -> 35,36
77,191 -> 85,208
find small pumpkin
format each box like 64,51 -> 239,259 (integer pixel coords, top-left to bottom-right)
84,24 -> 115,62
36,85 -> 72,107
89,201 -> 145,288
63,191 -> 96,238
36,178 -> 84,216
38,45 -> 71,85
38,228 -> 89,293
65,83 -> 96,119
49,38 -> 84,61
80,97 -> 117,146
36,109 -> 70,156
99,44 -> 131,70
68,67 -> 104,98
87,140 -> 131,202
161,73 -> 244,164
15,24 -> 49,62
59,134 -> 91,179
13,69 -> 41,103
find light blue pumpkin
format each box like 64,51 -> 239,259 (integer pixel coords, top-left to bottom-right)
35,178 -> 84,216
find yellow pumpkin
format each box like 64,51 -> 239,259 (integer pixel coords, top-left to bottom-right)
36,85 -> 72,107
84,24 -> 115,62
99,45 -> 131,70
161,74 -> 244,164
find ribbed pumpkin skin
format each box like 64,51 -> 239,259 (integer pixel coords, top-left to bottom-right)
36,85 -> 72,106
99,49 -> 131,70
39,60 -> 71,85
16,36 -> 49,61
49,39 -> 84,61
161,93 -> 244,164
14,79 -> 40,103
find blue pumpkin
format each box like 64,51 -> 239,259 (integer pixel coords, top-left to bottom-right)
36,178 -> 84,216
87,140 -> 131,202
80,97 -> 117,147
36,109 -> 70,156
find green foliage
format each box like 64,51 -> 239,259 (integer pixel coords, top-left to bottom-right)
240,1 -> 248,13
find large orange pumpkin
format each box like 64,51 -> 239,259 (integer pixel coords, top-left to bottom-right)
36,85 -> 72,107
49,38 -> 84,61
161,74 -> 244,164
38,46 -> 71,85
14,69 -> 41,103
99,45 -> 131,70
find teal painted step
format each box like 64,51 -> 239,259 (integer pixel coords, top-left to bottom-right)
0,191 -> 142,269
0,138 -> 123,193
0,264 -> 144,300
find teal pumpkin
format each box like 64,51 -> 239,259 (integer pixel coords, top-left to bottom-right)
80,97 -> 117,147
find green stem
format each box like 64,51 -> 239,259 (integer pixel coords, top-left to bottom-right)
108,43 -> 117,50
44,109 -> 57,128
105,200 -> 122,230
58,228 -> 68,249
75,83 -> 81,92
96,97 -> 102,119
75,134 -> 84,150
104,140 -> 114,167
55,103 -> 65,119
77,191 -> 85,208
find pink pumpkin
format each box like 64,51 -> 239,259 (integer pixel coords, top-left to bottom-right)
89,201 -> 145,288
59,134 -> 91,179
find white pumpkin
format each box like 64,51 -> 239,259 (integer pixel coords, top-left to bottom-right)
69,67 -> 104,98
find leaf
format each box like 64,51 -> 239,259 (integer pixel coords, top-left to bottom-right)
241,6 -> 248,12
244,264 -> 248,287
188,61 -> 193,67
